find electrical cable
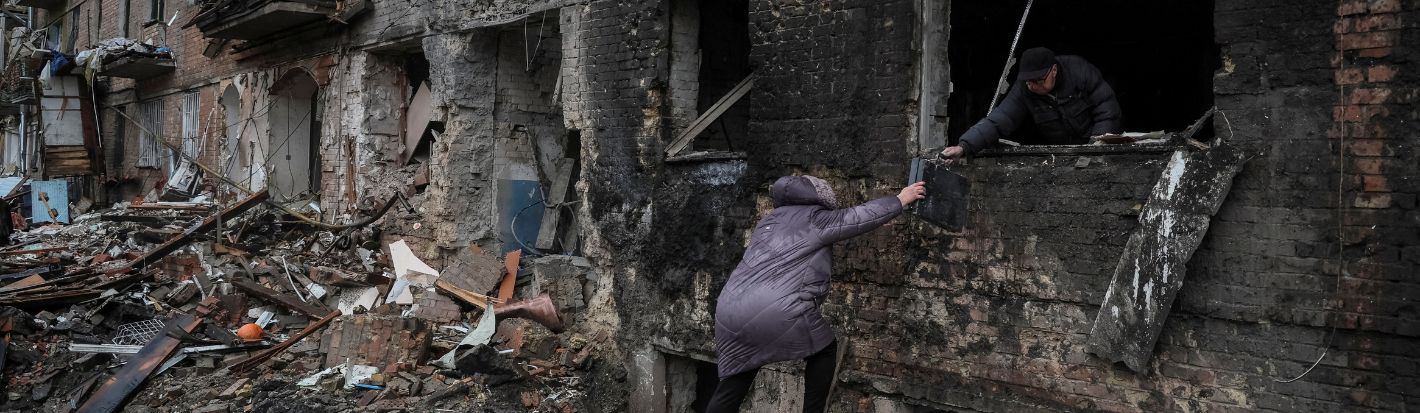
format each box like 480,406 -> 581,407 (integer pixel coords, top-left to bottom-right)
1271,56 -> 1350,384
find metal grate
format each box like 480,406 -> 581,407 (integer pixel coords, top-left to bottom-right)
111,319 -> 166,345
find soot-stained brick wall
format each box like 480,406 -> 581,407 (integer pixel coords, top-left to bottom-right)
573,0 -> 1420,412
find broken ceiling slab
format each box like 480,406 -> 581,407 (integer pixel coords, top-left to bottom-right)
102,57 -> 176,80
1086,144 -> 1248,373
194,1 -> 340,40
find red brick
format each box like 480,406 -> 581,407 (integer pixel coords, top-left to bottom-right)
1361,105 -> 1392,121
1354,14 -> 1402,32
1368,0 -> 1402,13
1335,105 -> 1364,122
1349,140 -> 1389,156
1335,67 -> 1366,85
1358,47 -> 1393,58
1348,88 -> 1392,105
1366,65 -> 1397,82
1352,158 -> 1385,174
1338,0 -> 1369,15
1361,175 -> 1390,192
1338,32 -> 1395,50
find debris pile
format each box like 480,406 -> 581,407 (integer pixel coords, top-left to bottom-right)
0,188 -> 613,412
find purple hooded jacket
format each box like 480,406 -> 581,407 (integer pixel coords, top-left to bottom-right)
713,176 -> 902,378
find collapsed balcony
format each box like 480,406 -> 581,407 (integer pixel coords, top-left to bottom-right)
83,38 -> 176,80
186,0 -> 364,40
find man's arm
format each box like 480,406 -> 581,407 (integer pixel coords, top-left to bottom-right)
956,87 -> 1030,156
1081,62 -> 1122,136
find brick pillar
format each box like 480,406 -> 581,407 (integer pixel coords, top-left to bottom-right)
1330,0 -> 1412,324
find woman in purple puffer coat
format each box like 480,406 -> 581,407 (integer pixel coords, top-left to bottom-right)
707,175 -> 926,412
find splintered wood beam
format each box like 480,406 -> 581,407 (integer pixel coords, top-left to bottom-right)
231,278 -> 331,319
664,73 -> 756,158
434,278 -> 500,308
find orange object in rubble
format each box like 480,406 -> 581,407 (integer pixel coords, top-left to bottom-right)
236,323 -> 264,341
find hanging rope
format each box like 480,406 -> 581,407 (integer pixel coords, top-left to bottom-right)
987,0 -> 1035,114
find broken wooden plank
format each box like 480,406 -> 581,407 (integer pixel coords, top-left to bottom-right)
496,250 -> 520,308
0,246 -> 67,257
0,265 -> 58,283
434,278 -> 498,308
535,158 -> 575,250
231,278 -> 331,319
230,310 -> 339,373
76,314 -> 202,413
2,274 -> 45,289
127,202 -> 214,211
665,73 -> 756,157
1085,144 -> 1248,373
0,289 -> 100,307
69,343 -> 270,355
99,215 -> 184,226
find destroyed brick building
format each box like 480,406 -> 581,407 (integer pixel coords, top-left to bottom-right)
0,0 -> 1411,411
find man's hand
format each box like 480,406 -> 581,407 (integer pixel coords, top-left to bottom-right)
898,182 -> 927,207
939,146 -> 965,159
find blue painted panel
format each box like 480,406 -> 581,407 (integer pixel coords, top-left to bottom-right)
30,180 -> 69,224
497,179 -> 545,254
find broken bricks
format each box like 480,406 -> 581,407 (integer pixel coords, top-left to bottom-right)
0,182 -> 607,413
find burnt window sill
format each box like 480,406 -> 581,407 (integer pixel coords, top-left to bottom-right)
973,138 -> 1185,158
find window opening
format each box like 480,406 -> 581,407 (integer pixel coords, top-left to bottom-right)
665,0 -> 749,157
944,0 -> 1219,149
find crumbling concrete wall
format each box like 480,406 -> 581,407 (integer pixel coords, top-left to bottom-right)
417,32 -> 499,251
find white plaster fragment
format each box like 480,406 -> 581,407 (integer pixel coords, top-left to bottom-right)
1162,151 -> 1187,200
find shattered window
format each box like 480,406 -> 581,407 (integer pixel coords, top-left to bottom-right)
136,100 -> 162,168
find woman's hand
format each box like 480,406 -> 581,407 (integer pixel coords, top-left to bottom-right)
898,182 -> 926,206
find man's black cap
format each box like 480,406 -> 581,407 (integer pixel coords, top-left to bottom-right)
1018,47 -> 1056,81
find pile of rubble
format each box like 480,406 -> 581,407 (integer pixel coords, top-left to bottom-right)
0,189 -> 614,412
